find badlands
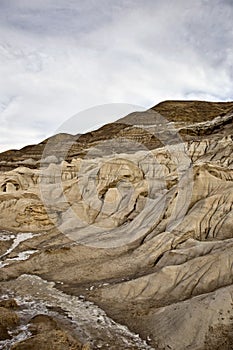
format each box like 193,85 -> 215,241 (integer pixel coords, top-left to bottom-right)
0,100 -> 233,349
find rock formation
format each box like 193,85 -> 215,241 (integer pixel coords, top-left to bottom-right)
0,100 -> 233,349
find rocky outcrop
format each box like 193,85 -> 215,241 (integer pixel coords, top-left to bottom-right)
152,100 -> 233,123
1,100 -> 233,171
11,314 -> 86,350
0,297 -> 89,349
0,100 -> 233,349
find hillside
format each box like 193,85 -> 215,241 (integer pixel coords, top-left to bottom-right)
0,100 -> 233,349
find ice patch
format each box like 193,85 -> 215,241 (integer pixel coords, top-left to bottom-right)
0,232 -> 39,268
0,232 -> 15,241
1,233 -> 34,258
8,274 -> 154,349
0,324 -> 31,350
0,250 -> 38,268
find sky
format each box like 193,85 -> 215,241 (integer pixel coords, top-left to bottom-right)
0,0 -> 233,151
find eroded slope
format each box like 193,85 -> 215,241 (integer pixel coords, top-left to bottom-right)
0,101 -> 233,349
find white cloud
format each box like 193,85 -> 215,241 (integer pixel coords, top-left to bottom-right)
0,0 -> 233,151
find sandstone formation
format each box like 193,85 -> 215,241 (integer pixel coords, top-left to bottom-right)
0,100 -> 233,349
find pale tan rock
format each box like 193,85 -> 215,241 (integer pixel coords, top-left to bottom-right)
0,101 -> 233,349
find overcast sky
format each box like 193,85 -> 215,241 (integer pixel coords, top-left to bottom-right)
0,0 -> 233,151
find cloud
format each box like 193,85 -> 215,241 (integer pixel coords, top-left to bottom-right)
0,0 -> 233,151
